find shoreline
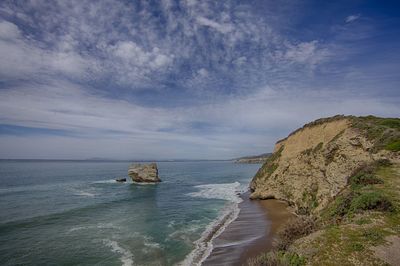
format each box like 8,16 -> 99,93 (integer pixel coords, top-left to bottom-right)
179,201 -> 242,265
202,192 -> 294,265
237,199 -> 295,265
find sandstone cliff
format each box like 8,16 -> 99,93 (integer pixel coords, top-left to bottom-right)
250,115 -> 400,214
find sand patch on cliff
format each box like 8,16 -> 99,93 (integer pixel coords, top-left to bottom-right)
371,235 -> 400,266
276,118 -> 349,158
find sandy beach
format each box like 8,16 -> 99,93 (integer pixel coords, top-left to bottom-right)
203,193 -> 294,266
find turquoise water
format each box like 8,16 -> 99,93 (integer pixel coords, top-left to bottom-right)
0,160 -> 260,266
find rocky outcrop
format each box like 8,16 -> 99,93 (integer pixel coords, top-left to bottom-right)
250,115 -> 400,214
128,163 -> 161,183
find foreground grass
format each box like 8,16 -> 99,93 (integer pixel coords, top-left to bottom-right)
296,164 -> 400,266
248,163 -> 400,266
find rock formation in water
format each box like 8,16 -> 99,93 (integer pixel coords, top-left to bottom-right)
115,178 -> 126,183
250,115 -> 400,214
128,163 -> 161,183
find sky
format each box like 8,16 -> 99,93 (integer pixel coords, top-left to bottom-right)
0,0 -> 399,160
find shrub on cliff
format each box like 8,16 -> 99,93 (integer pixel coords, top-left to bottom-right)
350,192 -> 393,212
275,216 -> 317,251
351,116 -> 400,152
247,251 -> 306,266
349,168 -> 383,188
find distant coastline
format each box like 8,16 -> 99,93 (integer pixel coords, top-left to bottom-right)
233,153 -> 271,164
0,158 -> 232,162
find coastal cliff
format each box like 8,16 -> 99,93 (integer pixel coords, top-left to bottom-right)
248,115 -> 400,266
250,115 -> 400,214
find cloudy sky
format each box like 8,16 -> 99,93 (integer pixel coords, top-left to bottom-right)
0,0 -> 399,160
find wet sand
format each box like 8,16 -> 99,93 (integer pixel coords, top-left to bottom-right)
203,193 -> 294,266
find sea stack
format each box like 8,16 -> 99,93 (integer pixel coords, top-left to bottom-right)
128,163 -> 161,183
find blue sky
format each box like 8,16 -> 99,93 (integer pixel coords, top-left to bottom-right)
0,0 -> 399,160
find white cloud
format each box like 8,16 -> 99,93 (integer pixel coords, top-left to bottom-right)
0,1 -> 335,92
0,20 -> 21,40
0,1 -> 398,159
196,16 -> 234,34
0,19 -> 99,80
279,40 -> 331,69
345,14 -> 361,23
0,81 -> 399,159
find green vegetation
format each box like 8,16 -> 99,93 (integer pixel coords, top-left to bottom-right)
330,129 -> 345,143
279,115 -> 400,153
348,164 -> 384,189
351,115 -> 400,152
298,185 -> 319,215
247,216 -> 315,266
362,229 -> 385,244
326,191 -> 354,218
350,191 -> 393,212
313,142 -> 323,152
325,161 -> 394,220
254,145 -> 284,180
276,216 -> 317,251
250,160 -> 399,266
299,162 -> 400,265
300,143 -> 323,157
379,118 -> 400,129
275,115 -> 400,154
354,217 -> 372,225
386,140 -> 400,151
300,148 -> 312,156
247,251 -> 306,266
248,115 -> 399,265
282,115 -> 346,141
325,146 -> 338,165
349,172 -> 383,187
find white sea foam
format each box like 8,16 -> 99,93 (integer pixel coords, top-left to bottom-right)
178,202 -> 241,266
68,222 -> 119,233
168,222 -> 204,245
167,220 -> 176,228
179,181 -> 248,265
68,186 -> 97,197
131,181 -> 158,185
74,190 -> 96,197
214,236 -> 260,248
93,179 -> 122,184
93,179 -> 158,185
142,237 -> 162,253
186,182 -> 244,203
103,239 -> 134,266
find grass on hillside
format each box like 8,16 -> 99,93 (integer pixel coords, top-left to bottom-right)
254,145 -> 284,180
351,116 -> 400,152
247,160 -> 400,266
276,115 -> 400,152
301,162 -> 400,265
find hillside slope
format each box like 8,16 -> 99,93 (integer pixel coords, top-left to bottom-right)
250,115 -> 400,214
247,115 -> 400,266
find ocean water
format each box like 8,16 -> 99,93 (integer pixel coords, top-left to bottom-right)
0,160 -> 260,266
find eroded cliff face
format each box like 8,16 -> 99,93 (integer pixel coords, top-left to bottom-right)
250,115 -> 399,214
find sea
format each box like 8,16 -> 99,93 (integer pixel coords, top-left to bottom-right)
0,160 -> 261,266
